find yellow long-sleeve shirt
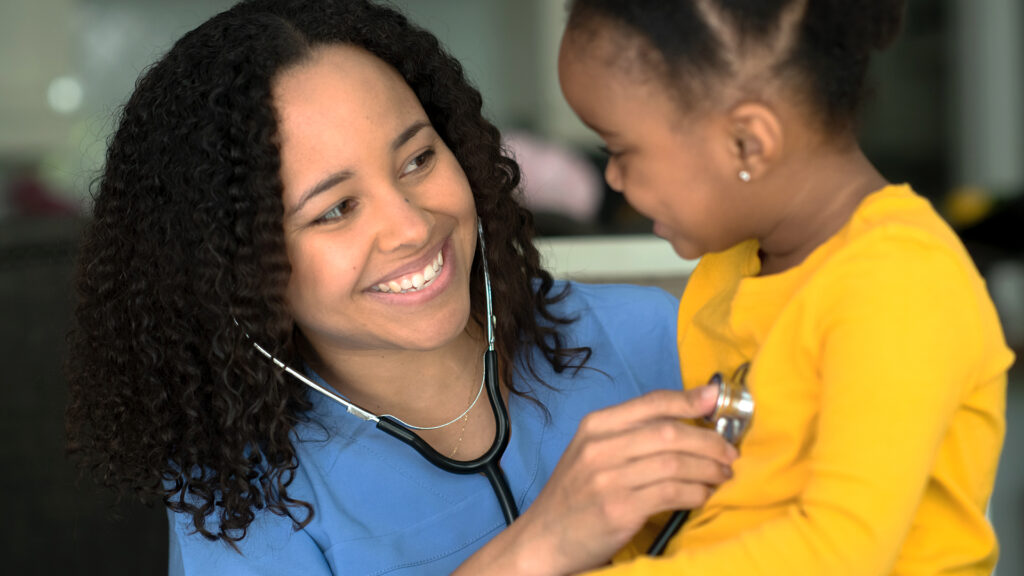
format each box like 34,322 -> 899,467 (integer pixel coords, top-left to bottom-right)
589,185 -> 1013,575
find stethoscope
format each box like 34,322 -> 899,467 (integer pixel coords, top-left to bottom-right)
238,220 -> 519,526
648,369 -> 755,556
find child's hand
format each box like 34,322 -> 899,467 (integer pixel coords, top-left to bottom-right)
456,386 -> 738,576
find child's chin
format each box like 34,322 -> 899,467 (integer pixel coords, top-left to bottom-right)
669,239 -> 703,261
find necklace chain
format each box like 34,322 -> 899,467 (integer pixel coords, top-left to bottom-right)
380,351 -> 487,431
449,390 -> 473,458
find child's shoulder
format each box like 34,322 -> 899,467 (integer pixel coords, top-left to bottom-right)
843,184 -> 968,262
819,184 -> 985,302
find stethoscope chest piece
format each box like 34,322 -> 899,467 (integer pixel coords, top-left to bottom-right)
698,372 -> 755,446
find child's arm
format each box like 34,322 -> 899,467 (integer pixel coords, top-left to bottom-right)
582,240 -> 1007,575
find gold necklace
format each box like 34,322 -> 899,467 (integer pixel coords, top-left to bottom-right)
449,412 -> 470,458
449,360 -> 481,458
379,352 -> 486,431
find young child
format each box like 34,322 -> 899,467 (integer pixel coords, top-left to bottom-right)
558,1 -> 1014,574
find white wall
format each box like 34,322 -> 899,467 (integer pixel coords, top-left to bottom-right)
950,0 -> 1024,196
0,0 -> 75,159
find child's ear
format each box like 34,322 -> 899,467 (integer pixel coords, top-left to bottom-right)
727,102 -> 783,180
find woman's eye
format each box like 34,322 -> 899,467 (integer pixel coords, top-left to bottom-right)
316,198 -> 355,224
401,149 -> 436,176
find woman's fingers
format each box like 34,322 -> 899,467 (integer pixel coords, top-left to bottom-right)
598,449 -> 733,491
581,415 -> 737,468
574,432 -> 732,517
574,389 -> 739,467
621,480 -> 714,524
577,386 -> 719,435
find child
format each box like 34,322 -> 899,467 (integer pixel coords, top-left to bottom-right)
558,1 -> 1014,574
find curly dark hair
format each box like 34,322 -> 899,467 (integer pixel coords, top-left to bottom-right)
66,0 -> 589,543
567,0 -> 907,133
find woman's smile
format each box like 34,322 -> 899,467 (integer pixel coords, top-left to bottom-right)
366,237 -> 458,306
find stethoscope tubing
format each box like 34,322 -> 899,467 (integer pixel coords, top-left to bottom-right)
375,348 -> 518,525
647,510 -> 689,556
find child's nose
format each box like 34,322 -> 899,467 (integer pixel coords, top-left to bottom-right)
604,160 -> 624,193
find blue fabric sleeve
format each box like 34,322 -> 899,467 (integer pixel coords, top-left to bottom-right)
565,282 -> 682,395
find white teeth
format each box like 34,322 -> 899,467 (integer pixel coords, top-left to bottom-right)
375,249 -> 445,293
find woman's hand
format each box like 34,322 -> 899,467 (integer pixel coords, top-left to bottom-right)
454,386 -> 738,576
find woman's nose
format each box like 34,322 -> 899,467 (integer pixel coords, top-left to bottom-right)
374,185 -> 432,253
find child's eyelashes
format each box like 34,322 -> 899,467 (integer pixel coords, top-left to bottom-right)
599,145 -> 623,159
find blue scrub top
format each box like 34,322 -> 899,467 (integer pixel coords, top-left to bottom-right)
169,282 -> 682,575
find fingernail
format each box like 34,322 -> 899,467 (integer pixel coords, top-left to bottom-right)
701,384 -> 719,403
721,464 -> 733,478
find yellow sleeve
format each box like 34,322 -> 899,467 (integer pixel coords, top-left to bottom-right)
583,237 -> 986,576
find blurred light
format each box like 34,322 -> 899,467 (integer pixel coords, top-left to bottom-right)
47,76 -> 83,114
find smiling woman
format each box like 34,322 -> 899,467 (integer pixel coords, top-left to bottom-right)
276,46 -> 480,371
63,1 -> 738,574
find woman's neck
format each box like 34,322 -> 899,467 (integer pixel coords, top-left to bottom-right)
757,145 -> 888,276
299,325 -> 488,428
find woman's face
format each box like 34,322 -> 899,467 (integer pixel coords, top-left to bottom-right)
274,45 -> 478,356
558,28 -> 754,260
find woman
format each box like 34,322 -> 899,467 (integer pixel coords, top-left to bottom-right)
65,1 -> 735,574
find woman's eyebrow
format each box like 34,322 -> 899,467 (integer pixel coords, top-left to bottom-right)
391,120 -> 431,151
288,120 -> 433,217
289,169 -> 354,217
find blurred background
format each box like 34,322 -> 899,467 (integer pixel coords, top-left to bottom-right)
1,0 -> 1021,573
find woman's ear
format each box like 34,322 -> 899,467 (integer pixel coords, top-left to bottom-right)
728,102 -> 783,181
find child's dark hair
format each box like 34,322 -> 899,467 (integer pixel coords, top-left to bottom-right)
65,0 -> 587,543
566,0 -> 906,133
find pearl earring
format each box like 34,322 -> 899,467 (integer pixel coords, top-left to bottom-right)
738,170 -> 752,182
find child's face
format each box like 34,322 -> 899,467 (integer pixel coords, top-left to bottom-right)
274,45 -> 479,356
558,30 -> 756,259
